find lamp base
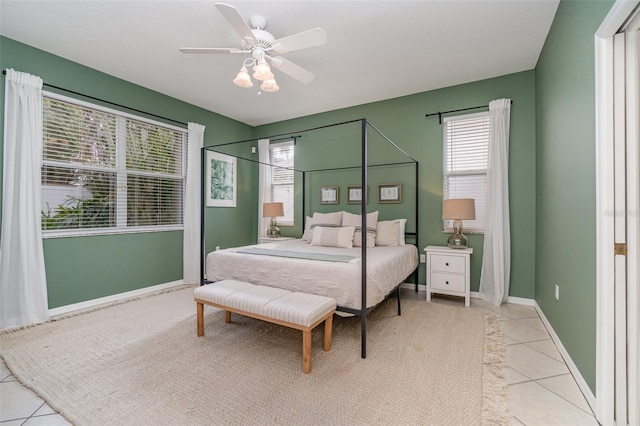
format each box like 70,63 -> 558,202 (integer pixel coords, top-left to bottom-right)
447,233 -> 469,249
266,225 -> 280,238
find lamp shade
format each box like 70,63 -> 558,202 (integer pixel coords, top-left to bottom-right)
233,67 -> 253,88
263,202 -> 284,218
442,198 -> 476,220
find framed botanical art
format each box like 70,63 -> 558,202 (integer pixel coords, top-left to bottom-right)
206,151 -> 237,207
346,185 -> 369,204
320,186 -> 339,205
377,183 -> 402,204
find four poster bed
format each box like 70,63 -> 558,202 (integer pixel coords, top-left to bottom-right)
200,119 -> 419,358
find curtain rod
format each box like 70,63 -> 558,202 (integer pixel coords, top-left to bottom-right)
425,100 -> 513,124
2,69 -> 188,127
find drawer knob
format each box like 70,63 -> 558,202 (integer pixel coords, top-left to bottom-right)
445,281 -> 449,285
445,262 -> 449,266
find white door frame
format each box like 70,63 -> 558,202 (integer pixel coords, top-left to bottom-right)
595,1 -> 640,424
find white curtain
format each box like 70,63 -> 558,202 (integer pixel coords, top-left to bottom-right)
257,139 -> 271,238
0,69 -> 49,329
479,98 -> 512,306
183,122 -> 205,284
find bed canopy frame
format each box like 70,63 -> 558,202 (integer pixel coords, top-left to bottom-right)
200,118 -> 419,358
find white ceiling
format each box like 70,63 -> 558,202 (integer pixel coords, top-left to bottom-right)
0,1 -> 559,127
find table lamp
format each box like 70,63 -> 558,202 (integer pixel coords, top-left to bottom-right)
263,202 -> 284,238
442,198 -> 476,249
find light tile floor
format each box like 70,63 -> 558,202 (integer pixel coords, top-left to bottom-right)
1,291 -> 598,425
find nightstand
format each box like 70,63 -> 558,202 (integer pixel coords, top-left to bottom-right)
425,246 -> 473,307
258,237 -> 295,244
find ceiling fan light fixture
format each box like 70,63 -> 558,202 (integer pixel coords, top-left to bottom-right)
233,66 -> 253,88
253,60 -> 274,81
260,78 -> 279,93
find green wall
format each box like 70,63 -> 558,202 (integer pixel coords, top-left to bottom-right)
254,70 -> 537,296
535,0 -> 613,394
0,36 -> 253,308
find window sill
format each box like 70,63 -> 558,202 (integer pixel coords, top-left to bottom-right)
43,225 -> 183,239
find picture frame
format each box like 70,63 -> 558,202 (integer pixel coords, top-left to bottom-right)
377,183 -> 402,204
346,185 -> 369,204
320,186 -> 339,205
206,151 -> 237,207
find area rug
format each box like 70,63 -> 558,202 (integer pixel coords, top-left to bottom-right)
0,286 -> 509,425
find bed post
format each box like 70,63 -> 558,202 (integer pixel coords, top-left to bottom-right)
414,160 -> 419,291
360,118 -> 368,359
302,171 -> 306,231
200,146 -> 206,285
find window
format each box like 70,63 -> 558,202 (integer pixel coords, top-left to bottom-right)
41,92 -> 187,236
443,112 -> 489,232
269,140 -> 294,226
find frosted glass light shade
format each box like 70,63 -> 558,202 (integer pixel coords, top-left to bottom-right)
233,67 -> 253,88
260,79 -> 280,92
253,60 -> 274,81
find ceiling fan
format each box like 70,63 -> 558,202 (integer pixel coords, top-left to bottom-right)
180,3 -> 327,92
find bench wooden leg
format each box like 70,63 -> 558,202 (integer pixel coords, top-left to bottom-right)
225,310 -> 232,323
197,302 -> 204,337
302,329 -> 312,374
323,313 -> 333,351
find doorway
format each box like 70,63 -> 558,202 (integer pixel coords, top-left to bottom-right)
595,2 -> 640,424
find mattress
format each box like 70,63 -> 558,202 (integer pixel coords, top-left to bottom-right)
205,239 -> 418,310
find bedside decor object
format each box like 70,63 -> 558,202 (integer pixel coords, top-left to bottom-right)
263,202 -> 284,237
442,198 -> 475,249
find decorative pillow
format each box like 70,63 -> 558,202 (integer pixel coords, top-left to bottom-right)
341,211 -> 378,248
301,211 -> 344,242
398,218 -> 407,246
376,218 -> 408,246
301,216 -> 312,241
376,220 -> 400,247
310,226 -> 355,248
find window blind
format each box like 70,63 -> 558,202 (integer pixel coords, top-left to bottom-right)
269,140 -> 294,226
443,112 -> 489,232
41,93 -> 186,235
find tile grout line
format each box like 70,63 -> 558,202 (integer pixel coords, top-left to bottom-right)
534,375 -> 596,417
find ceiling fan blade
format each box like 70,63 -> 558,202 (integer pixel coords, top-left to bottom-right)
215,3 -> 255,45
269,56 -> 316,84
271,28 -> 327,54
180,47 -> 244,54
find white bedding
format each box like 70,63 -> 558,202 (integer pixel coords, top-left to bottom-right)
205,239 -> 418,310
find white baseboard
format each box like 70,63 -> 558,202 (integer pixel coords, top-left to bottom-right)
47,280 -> 186,318
506,295 -> 536,306
534,301 -> 597,413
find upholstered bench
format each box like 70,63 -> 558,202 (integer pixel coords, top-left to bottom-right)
194,279 -> 336,373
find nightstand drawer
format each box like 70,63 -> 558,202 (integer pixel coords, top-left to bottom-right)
429,254 -> 466,274
429,272 -> 466,292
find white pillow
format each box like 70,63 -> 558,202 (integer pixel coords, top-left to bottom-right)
310,226 -> 355,248
398,218 -> 407,246
301,211 -> 344,242
342,211 -> 378,248
375,218 -> 408,246
376,220 -> 400,246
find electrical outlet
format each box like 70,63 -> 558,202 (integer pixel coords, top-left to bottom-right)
555,285 -> 560,301
215,246 -> 220,251
251,146 -> 256,154
420,254 -> 426,263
